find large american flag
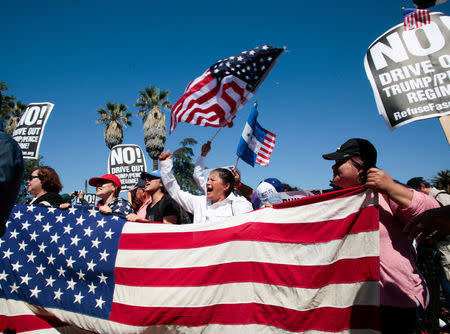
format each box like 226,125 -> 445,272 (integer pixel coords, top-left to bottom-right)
169,45 -> 284,134
403,8 -> 431,30
0,187 -> 380,333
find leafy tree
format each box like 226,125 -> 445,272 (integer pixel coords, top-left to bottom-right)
4,100 -> 27,135
16,156 -> 43,204
172,138 -> 202,195
0,81 -> 16,128
96,102 -> 132,150
135,86 -> 172,170
431,169 -> 450,193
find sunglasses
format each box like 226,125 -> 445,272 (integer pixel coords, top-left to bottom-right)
28,175 -> 40,181
95,180 -> 114,187
335,158 -> 364,170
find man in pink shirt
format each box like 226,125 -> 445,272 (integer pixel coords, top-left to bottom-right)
322,138 -> 440,334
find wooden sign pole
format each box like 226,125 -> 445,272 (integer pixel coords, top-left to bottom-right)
439,115 -> 450,145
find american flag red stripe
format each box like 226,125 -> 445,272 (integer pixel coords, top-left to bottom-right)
1,187 -> 380,333
115,257 -> 379,287
256,130 -> 276,165
404,9 -> 431,30
170,70 -> 250,133
118,208 -> 377,250
110,303 -> 380,331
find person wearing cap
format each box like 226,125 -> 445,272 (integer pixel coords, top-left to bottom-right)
407,177 -> 450,206
323,138 -> 440,334
27,166 -> 64,207
89,174 -> 132,216
159,150 -> 252,224
126,176 -> 152,221
136,170 -> 186,224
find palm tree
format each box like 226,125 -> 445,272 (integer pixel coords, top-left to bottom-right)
135,86 -> 172,170
4,100 -> 27,135
0,81 -> 16,127
431,170 -> 450,193
95,102 -> 132,150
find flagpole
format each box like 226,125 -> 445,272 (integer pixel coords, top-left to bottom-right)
234,156 -> 240,169
210,98 -> 259,143
209,126 -> 224,142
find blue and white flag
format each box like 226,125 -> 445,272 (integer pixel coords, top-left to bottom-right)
236,103 -> 276,167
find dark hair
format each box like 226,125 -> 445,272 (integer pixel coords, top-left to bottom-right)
348,157 -> 368,184
212,168 -> 235,196
158,179 -> 168,195
407,177 -> 430,190
33,166 -> 63,193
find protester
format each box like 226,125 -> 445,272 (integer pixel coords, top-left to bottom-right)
194,141 -> 282,210
322,138 -> 440,334
126,172 -> 184,224
159,150 -> 252,224
88,173 -> 132,216
405,204 -> 450,327
0,132 -> 24,237
71,190 -> 89,205
141,171 -> 185,224
404,206 -> 450,242
27,166 -> 64,206
407,177 -> 450,206
127,176 -> 151,220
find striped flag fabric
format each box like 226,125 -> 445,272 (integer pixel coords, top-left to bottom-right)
403,8 -> 431,30
236,103 -> 276,167
169,45 -> 284,134
0,187 -> 380,333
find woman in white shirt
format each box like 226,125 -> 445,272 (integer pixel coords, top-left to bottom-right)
158,150 -> 253,224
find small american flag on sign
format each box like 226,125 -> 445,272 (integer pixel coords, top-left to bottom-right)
169,45 -> 284,134
403,8 -> 431,30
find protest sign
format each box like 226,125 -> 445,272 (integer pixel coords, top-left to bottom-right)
108,144 -> 147,192
12,102 -> 54,159
279,190 -> 323,203
75,193 -> 98,205
365,12 -> 450,133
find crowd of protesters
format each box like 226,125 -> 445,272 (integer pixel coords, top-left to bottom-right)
1,132 -> 450,334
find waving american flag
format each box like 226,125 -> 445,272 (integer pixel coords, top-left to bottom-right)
169,45 -> 284,134
0,187 -> 380,333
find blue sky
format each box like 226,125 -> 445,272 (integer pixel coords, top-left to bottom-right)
2,0 -> 449,196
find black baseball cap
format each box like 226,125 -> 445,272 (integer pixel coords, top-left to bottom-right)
130,178 -> 147,191
322,138 -> 377,168
141,171 -> 161,180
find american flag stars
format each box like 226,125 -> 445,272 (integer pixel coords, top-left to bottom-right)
209,46 -> 281,91
0,204 -> 123,318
